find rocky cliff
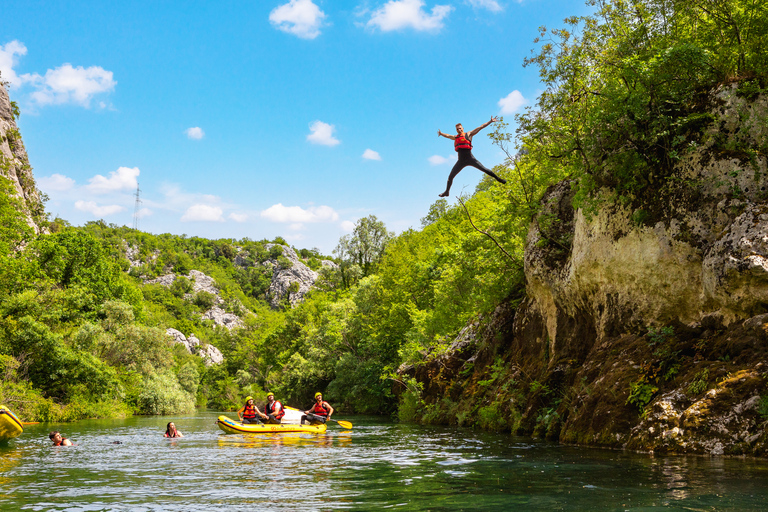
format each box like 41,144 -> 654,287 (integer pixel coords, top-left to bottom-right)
403,84 -> 768,456
0,83 -> 45,234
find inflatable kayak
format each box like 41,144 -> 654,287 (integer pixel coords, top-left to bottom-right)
0,406 -> 23,442
217,415 -> 326,434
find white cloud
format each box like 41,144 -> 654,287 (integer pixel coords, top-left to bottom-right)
38,173 -> 75,191
136,208 -> 152,218
467,0 -> 503,12
27,63 -> 116,108
340,220 -> 355,232
185,127 -> 205,140
429,155 -> 455,165
0,40 -> 28,87
367,0 -> 453,32
307,120 -> 340,146
362,149 -> 382,161
0,41 -> 115,109
260,203 -> 339,223
270,0 -> 327,40
229,212 -> 248,222
86,167 -> 140,194
74,200 -> 124,217
181,204 -> 225,222
498,90 -> 528,115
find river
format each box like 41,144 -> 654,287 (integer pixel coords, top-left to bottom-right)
1,410 -> 766,511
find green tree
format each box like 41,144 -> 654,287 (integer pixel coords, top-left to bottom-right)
335,215 -> 393,277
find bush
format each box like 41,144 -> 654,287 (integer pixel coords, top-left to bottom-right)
177,362 -> 200,396
171,276 -> 193,297
137,372 -> 195,415
627,379 -> 658,412
194,291 -> 216,310
397,386 -> 423,423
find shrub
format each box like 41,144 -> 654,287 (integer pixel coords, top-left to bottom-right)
627,378 -> 658,412
137,372 -> 195,415
171,276 -> 193,297
194,291 -> 216,310
397,378 -> 423,423
687,368 -> 709,396
177,362 -> 200,396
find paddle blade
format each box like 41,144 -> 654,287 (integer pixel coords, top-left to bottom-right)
336,420 -> 353,429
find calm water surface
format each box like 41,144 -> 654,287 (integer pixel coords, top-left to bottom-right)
1,410 -> 767,511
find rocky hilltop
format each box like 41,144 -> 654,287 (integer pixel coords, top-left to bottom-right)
403,84 -> 768,456
0,83 -> 45,234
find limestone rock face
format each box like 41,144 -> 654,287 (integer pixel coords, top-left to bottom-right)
625,369 -> 767,455
525,85 -> 768,354
264,244 -> 319,308
166,328 -> 224,366
202,306 -> 244,330
517,85 -> 768,455
0,84 -> 44,234
147,271 -> 245,330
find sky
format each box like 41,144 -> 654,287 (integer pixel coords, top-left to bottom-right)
1,0 -> 591,255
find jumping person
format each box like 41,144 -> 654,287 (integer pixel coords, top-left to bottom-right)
262,392 -> 285,424
237,396 -> 263,425
164,422 -> 183,438
49,431 -> 73,446
437,117 -> 506,197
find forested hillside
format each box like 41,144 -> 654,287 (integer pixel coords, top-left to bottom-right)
3,0 -> 768,456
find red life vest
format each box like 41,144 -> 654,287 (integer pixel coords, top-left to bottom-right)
243,404 -> 257,419
312,401 -> 329,417
53,438 -> 68,446
266,400 -> 285,420
454,134 -> 472,151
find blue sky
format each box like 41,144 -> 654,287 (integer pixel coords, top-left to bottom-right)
2,0 -> 589,254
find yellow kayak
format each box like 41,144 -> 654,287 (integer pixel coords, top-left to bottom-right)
217,415 -> 326,434
0,405 -> 23,442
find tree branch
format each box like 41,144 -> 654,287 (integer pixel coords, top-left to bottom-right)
457,197 -> 519,266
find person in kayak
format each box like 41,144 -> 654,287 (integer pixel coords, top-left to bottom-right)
237,396 -> 263,424
301,392 -> 334,425
437,116 -> 506,197
164,422 -> 183,438
262,392 -> 285,424
49,431 -> 73,446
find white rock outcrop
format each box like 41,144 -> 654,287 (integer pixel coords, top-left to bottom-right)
166,328 -> 224,366
146,271 -> 245,330
525,85 -> 768,349
264,244 -> 321,308
0,83 -> 44,234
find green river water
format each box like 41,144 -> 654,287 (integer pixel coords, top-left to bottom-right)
1,410 -> 767,511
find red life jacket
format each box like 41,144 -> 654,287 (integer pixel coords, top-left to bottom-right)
454,134 -> 472,151
53,438 -> 68,446
266,400 -> 285,420
312,401 -> 329,417
243,404 -> 257,419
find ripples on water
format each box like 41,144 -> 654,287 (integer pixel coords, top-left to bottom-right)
1,411 -> 767,511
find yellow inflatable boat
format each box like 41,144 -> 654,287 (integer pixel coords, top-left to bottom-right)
0,405 -> 23,442
217,415 -> 326,434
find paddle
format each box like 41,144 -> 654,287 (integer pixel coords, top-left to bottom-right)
331,419 -> 353,429
285,406 -> 352,429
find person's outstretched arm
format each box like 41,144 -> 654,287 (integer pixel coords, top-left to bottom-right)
437,130 -> 456,140
468,116 -> 498,137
